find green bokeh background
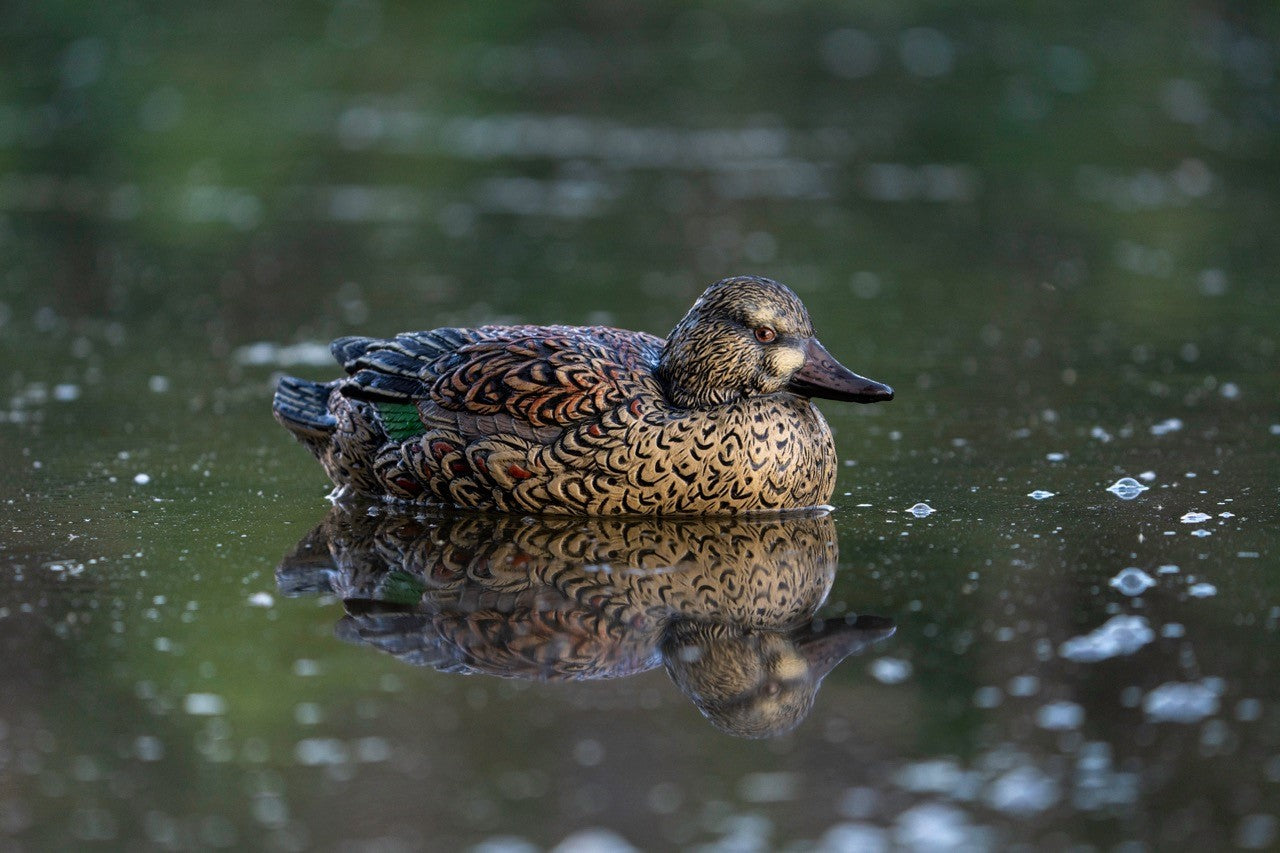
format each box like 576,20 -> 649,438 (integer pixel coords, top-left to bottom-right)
2,2 -> 1278,849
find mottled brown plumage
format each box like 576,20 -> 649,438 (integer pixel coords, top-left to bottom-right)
277,502 -> 895,737
273,276 -> 893,515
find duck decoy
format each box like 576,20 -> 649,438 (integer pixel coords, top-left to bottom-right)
276,502 -> 896,738
274,275 -> 893,515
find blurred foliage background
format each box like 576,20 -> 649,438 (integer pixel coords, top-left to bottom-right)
2,1 -> 1278,850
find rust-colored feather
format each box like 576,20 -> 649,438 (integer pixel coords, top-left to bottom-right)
429,326 -> 664,427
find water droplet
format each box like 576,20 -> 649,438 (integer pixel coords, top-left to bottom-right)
870,657 -> 912,684
1059,615 -> 1154,661
53,383 -> 81,402
183,693 -> 227,715
1143,680 -> 1219,723
1106,477 -> 1149,499
1236,814 -> 1278,850
1109,567 -> 1157,596
907,502 -> 935,517
1036,700 -> 1084,730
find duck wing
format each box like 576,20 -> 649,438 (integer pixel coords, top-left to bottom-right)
335,325 -> 665,439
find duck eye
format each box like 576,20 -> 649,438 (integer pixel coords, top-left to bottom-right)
754,326 -> 777,344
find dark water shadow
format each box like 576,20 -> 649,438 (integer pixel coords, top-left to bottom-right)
277,503 -> 895,738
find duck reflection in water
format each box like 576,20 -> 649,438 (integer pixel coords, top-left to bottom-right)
277,503 -> 895,738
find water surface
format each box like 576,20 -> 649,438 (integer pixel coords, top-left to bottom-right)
2,2 -> 1279,850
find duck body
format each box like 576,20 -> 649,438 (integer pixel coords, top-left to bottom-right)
274,276 -> 892,515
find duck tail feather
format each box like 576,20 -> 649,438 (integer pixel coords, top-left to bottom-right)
273,375 -> 337,438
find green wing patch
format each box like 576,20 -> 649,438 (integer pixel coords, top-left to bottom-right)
380,570 -> 427,605
376,402 -> 425,442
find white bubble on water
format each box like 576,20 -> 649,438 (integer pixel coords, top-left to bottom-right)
53,383 -> 81,402
233,341 -> 333,368
134,735 -> 164,761
183,693 -> 227,715
1190,529 -> 1212,538
1143,680 -> 1220,723
294,703 -> 323,726
894,803 -> 978,851
1036,700 -> 1085,730
247,592 -> 274,607
133,473 -> 152,485
1156,564 -> 1179,574
907,502 -> 936,518
1060,615 -> 1154,662
821,823 -> 889,853
1046,452 -> 1067,462
1150,417 -> 1183,436
1236,698 -> 1263,722
1109,567 -> 1157,596
1028,490 -> 1055,500
871,657 -> 912,684
1180,511 -> 1211,523
973,686 -> 1003,709
1187,582 -> 1217,598
1236,814 -> 1278,850
986,765 -> 1060,814
1106,477 -> 1149,499
294,737 -> 349,767
293,659 -> 321,677
1138,470 -> 1157,481
1198,268 -> 1228,295
1007,675 -> 1040,697
895,759 -> 966,794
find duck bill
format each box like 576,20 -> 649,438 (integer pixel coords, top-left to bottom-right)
799,614 -> 897,682
788,338 -> 894,403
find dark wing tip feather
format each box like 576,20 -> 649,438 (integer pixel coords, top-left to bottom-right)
341,371 -> 429,403
273,375 -> 337,437
332,337 -> 378,373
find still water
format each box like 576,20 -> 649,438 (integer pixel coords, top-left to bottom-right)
3,2 -> 1279,850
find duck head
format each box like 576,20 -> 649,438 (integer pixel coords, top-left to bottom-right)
658,276 -> 894,409
661,614 -> 897,738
